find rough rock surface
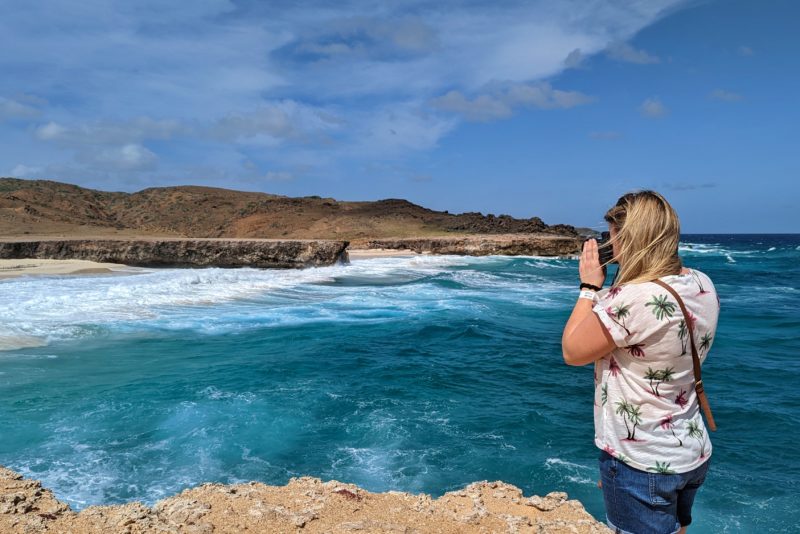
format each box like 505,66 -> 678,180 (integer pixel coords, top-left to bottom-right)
350,234 -> 583,256
0,466 -> 610,533
0,238 -> 350,269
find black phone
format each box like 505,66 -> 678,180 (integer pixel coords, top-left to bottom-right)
584,231 -> 615,265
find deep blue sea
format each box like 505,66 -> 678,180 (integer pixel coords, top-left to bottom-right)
1,234 -> 798,532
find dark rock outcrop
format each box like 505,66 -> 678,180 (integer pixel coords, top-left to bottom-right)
0,239 -> 349,269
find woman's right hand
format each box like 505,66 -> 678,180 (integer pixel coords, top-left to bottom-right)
580,239 -> 606,288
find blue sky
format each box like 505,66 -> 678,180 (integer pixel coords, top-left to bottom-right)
1,0 -> 797,232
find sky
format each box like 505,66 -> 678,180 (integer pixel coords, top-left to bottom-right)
1,0 -> 798,233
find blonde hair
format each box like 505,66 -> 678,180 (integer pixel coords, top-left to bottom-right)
603,190 -> 682,286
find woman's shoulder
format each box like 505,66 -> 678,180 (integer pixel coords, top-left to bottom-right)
648,267 -> 716,292
600,268 -> 717,303
662,267 -> 717,295
599,278 -> 662,299
653,268 -> 720,317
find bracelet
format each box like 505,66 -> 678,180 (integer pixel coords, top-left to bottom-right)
580,283 -> 602,291
578,290 -> 596,301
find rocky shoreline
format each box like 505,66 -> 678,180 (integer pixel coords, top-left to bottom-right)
0,465 -> 609,533
0,239 -> 350,269
0,234 -> 582,271
350,234 -> 582,257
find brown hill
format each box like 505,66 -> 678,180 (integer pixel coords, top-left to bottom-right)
0,177 -> 577,240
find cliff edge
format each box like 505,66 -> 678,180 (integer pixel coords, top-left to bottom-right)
0,238 -> 349,269
0,465 -> 610,533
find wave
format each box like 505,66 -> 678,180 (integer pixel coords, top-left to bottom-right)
680,243 -> 760,256
679,242 -> 800,265
197,386 -> 256,404
544,458 -> 595,486
522,258 -> 572,269
0,256 -> 573,350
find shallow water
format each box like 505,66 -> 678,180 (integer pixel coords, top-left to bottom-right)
1,234 -> 798,532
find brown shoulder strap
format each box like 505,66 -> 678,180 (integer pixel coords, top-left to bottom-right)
652,279 -> 717,431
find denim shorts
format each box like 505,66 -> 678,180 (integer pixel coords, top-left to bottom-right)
599,450 -> 710,534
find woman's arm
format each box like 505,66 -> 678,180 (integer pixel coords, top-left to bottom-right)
561,239 -> 616,366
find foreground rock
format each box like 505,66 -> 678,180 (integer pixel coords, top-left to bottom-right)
350,234 -> 582,256
0,239 -> 349,269
0,466 -> 609,534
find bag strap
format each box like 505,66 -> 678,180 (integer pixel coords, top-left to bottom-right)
651,278 -> 717,431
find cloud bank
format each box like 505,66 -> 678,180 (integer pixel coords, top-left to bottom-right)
0,0 -> 688,188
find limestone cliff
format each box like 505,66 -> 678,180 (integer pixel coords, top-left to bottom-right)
0,465 -> 610,533
350,234 -> 582,256
0,239 -> 349,269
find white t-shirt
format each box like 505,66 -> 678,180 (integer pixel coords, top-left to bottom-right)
592,268 -> 719,474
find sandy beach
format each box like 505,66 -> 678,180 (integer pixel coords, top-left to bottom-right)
0,251 -> 420,278
346,248 -> 424,259
0,259 -> 140,279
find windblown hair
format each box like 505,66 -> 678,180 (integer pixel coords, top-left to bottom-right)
604,190 -> 682,286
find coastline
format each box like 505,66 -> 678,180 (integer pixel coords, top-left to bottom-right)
0,234 -> 581,277
0,249 -> 573,280
0,465 -> 610,533
0,239 -> 350,270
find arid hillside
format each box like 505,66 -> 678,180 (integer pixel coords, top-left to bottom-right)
0,178 -> 577,240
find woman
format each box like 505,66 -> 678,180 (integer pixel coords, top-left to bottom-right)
561,191 -> 719,534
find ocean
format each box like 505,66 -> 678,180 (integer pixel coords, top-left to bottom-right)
1,234 -> 797,532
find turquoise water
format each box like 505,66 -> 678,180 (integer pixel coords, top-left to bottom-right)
1,234 -> 797,532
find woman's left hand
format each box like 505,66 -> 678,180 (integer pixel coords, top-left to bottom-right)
580,239 -> 606,288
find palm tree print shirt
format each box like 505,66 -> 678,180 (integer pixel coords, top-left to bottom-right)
591,268 -> 719,474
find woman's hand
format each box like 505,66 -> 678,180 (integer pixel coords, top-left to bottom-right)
580,239 -> 606,288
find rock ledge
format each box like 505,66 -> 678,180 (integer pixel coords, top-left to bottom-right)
0,239 -> 350,269
0,465 -> 610,533
350,234 -> 582,256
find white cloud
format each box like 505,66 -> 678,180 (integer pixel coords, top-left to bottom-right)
606,41 -> 660,64
208,101 -> 339,144
78,143 -> 158,171
287,16 -> 438,61
0,96 -> 42,121
506,82 -> 594,108
738,45 -> 755,57
590,131 -> 622,140
35,121 -> 66,140
36,118 -> 183,145
664,181 -> 717,191
9,164 -> 43,177
0,0 -> 689,184
431,81 -> 594,122
432,92 -> 513,122
263,170 -> 294,182
564,48 -> 584,69
356,102 -> 457,153
710,89 -> 743,102
639,97 -> 668,118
